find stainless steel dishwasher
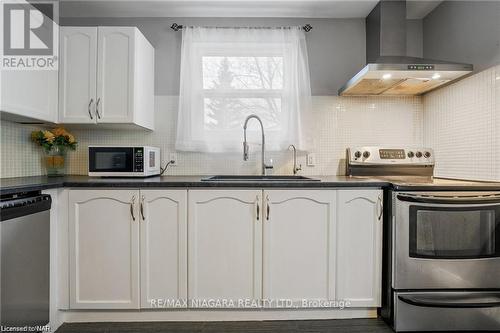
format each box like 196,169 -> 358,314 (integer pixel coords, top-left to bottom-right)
0,191 -> 51,328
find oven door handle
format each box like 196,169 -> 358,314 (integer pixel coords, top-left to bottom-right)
398,294 -> 500,308
397,194 -> 500,205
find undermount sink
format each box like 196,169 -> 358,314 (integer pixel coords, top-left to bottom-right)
201,175 -> 320,182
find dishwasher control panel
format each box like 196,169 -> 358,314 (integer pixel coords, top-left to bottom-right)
0,192 -> 51,221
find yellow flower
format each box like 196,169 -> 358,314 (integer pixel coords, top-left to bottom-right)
43,130 -> 55,143
51,127 -> 68,137
66,134 -> 76,143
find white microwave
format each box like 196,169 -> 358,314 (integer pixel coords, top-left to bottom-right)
88,146 -> 160,177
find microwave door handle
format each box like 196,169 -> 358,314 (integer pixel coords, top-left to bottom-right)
397,194 -> 500,205
398,294 -> 500,309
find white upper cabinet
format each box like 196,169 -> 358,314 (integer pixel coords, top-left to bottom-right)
262,190 -> 336,306
59,27 -> 98,123
336,189 -> 383,307
188,190 -> 262,307
1,70 -> 58,123
0,18 -> 58,123
68,189 -> 140,309
97,27 -> 134,124
140,190 -> 187,309
58,26 -> 154,129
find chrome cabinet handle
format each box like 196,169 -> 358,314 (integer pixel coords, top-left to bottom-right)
377,195 -> 383,221
130,195 -> 136,221
266,195 -> 270,221
88,98 -> 94,119
140,195 -> 145,221
256,196 -> 260,221
95,97 -> 101,119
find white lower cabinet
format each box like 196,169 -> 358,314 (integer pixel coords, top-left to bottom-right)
67,187 -> 382,311
68,189 -> 187,309
140,190 -> 187,309
262,190 -> 336,306
336,189 -> 383,307
69,189 -> 140,309
188,190 -> 262,307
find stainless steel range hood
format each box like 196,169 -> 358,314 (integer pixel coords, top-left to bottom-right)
339,0 -> 473,96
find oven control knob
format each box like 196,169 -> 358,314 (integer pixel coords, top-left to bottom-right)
407,151 -> 414,158
354,151 -> 362,158
424,151 -> 431,158
415,151 -> 423,158
363,151 -> 370,158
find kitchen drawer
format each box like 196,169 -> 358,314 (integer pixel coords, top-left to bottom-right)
394,291 -> 500,332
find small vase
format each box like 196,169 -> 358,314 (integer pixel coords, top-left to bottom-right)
44,146 -> 66,176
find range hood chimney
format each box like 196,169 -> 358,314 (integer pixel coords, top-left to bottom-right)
339,0 -> 473,96
366,0 -> 407,62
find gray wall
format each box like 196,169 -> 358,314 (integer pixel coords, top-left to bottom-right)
406,19 -> 423,58
60,17 -> 366,96
423,1 -> 500,72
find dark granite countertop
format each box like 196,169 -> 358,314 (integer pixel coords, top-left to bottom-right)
1,176 -> 66,194
0,175 -> 388,195
1,175 -> 499,195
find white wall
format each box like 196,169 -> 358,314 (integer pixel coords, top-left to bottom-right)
423,65 -> 500,181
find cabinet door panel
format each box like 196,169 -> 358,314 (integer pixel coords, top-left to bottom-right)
59,27 -> 97,123
140,190 -> 187,308
1,14 -> 58,123
69,189 -> 139,309
1,70 -> 58,123
188,190 -> 262,306
263,190 -> 336,306
336,190 -> 383,307
97,27 -> 134,123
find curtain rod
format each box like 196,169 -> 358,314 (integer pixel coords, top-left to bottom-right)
170,23 -> 312,32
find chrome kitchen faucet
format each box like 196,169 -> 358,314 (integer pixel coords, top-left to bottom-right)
243,114 -> 273,175
288,144 -> 302,175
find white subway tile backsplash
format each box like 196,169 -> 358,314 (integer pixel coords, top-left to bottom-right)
0,122 -> 45,178
423,65 -> 500,182
1,96 -> 422,178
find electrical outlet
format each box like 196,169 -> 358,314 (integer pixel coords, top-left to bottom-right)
307,153 -> 316,166
169,153 -> 177,166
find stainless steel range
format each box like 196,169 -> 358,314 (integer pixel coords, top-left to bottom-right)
346,146 -> 500,332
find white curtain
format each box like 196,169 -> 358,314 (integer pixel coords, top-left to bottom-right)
175,26 -> 313,153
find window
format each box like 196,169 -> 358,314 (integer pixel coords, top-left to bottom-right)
176,27 -> 312,153
203,55 -> 283,131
